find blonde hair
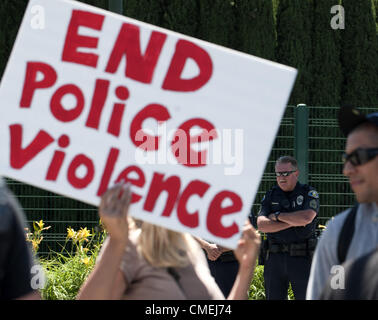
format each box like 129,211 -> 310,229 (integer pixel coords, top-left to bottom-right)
130,218 -> 195,268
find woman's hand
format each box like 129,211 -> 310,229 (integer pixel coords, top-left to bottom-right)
99,181 -> 131,244
227,221 -> 261,299
234,221 -> 261,269
77,182 -> 132,300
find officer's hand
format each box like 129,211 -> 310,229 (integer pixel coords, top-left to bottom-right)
204,243 -> 223,261
268,213 -> 276,221
99,181 -> 131,244
234,221 -> 261,269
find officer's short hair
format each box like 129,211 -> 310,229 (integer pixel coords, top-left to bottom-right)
275,156 -> 298,170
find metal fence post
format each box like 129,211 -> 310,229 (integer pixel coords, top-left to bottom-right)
294,103 -> 309,184
108,0 -> 123,14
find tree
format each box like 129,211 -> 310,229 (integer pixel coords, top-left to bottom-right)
123,0 -> 165,27
374,0 -> 378,30
310,0 -> 343,106
275,0 -> 313,105
340,0 -> 378,107
79,0 -> 107,10
162,0 -> 199,37
236,0 -> 276,61
197,0 -> 238,49
0,0 -> 28,80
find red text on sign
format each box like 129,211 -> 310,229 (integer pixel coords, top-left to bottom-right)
61,10 -> 213,91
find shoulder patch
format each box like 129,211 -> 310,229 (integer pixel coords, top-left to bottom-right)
308,190 -> 319,199
309,199 -> 318,210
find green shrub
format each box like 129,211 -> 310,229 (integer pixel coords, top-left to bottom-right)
38,225 -> 106,300
248,265 -> 266,300
248,265 -> 294,300
40,253 -> 96,300
31,220 -> 296,300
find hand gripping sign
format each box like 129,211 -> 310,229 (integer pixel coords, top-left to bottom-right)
0,0 -> 297,248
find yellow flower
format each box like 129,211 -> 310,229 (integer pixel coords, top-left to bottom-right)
81,256 -> 90,265
67,227 -> 77,240
31,239 -> 41,251
33,220 -> 51,232
76,227 -> 92,242
36,220 -> 44,230
32,241 -> 38,251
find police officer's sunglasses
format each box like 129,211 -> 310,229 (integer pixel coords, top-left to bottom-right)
275,170 -> 297,177
342,148 -> 378,167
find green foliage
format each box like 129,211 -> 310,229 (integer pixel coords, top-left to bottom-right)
310,0 -> 343,106
39,226 -> 106,300
340,0 -> 378,107
236,0 -> 276,60
275,0 -> 313,105
162,0 -> 199,37
123,0 -> 165,27
1,0 -> 378,108
197,0 -> 238,49
373,0 -> 378,33
248,265 -> 294,300
40,253 -> 96,300
248,265 -> 266,299
78,0 -> 107,10
27,220 -> 295,300
0,0 -> 28,80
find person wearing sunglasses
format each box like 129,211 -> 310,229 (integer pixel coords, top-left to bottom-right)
256,156 -> 319,300
306,106 -> 378,300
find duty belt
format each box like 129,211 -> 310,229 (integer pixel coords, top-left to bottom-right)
268,238 -> 317,257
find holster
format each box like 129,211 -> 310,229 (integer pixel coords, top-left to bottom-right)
258,238 -> 269,265
218,250 -> 237,262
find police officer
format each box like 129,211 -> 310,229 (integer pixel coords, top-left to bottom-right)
196,237 -> 239,297
256,156 -> 319,300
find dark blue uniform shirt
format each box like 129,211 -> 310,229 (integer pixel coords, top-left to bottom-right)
258,182 -> 319,244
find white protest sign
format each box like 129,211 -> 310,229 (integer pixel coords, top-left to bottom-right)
0,0 -> 297,248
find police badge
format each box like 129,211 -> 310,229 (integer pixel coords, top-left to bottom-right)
296,195 -> 304,206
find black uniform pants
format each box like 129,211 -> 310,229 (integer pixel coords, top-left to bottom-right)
207,258 -> 239,298
263,252 -> 312,300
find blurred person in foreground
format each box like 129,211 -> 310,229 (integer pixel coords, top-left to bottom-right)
77,182 -> 260,300
307,106 -> 378,300
320,246 -> 378,299
0,177 -> 41,299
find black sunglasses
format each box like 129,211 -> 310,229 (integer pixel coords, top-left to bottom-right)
342,148 -> 378,167
275,170 -> 297,177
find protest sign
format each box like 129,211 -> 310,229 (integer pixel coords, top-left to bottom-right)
0,0 -> 297,248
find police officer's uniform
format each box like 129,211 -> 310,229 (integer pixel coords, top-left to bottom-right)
205,249 -> 239,297
257,182 -> 319,300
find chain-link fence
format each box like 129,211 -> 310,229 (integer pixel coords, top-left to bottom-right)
5,104 -> 378,255
248,105 -> 378,227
